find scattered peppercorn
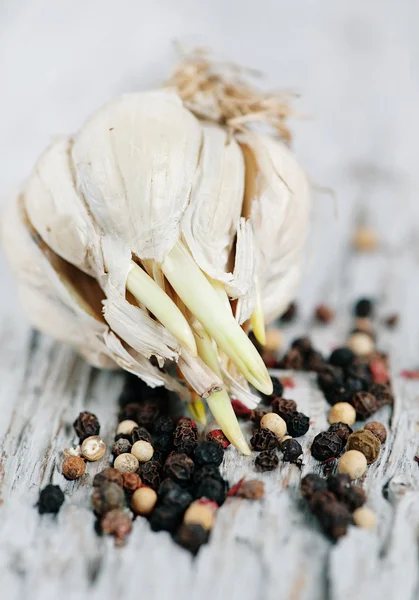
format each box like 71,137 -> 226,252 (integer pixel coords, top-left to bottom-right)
278,347 -> 304,370
116,419 -> 139,436
323,385 -> 353,406
73,411 -> 100,442
250,428 -> 279,451
63,446 -> 81,458
152,433 -> 173,456
315,304 -> 335,324
368,383 -> 393,406
338,450 -> 367,480
236,479 -> 265,500
184,500 -> 216,530
206,429 -> 230,449
311,431 -> 343,461
193,476 -> 228,505
250,409 -> 268,426
131,486 -> 158,515
158,479 -> 193,511
149,505 -> 183,533
91,482 -> 125,516
260,413 -> 287,438
354,298 -> 374,318
152,415 -> 175,436
364,421 -> 387,444
164,453 -> 195,486
308,489 -> 337,516
317,501 -> 352,540
62,455 -> 86,480
353,506 -> 376,528
304,349 -> 325,372
286,412 -> 310,437
131,440 -> 154,463
345,363 -> 372,389
280,301 -> 297,322
317,365 -> 344,392
131,426 -> 152,444
328,402 -> 356,426
326,474 -> 350,499
346,430 -> 381,464
37,484 -> 65,515
300,474 -> 327,500
255,450 -> 279,472
111,438 -> 132,457
347,332 -> 375,357
281,438 -> 303,463
342,485 -> 366,511
194,442 -> 224,467
93,468 -> 123,488
114,453 -> 140,473
192,464 -> 224,486
350,391 -> 380,420
329,347 -> 355,368
291,337 -> 312,355
271,398 -> 297,420
137,460 -> 162,490
81,436 -> 106,462
173,419 -> 198,456
100,509 -> 132,546
122,472 -> 141,492
328,422 -> 353,443
175,523 -> 209,554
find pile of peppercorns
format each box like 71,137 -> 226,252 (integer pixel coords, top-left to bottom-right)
301,473 -> 376,539
61,412 -> 106,481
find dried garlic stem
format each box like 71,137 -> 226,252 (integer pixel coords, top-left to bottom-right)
126,261 -> 197,356
162,242 -> 272,395
250,277 -> 266,346
193,324 -> 251,455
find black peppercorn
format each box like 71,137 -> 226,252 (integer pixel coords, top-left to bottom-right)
164,453 -> 194,486
291,337 -> 312,355
250,428 -> 279,451
149,505 -> 183,533
175,523 -> 209,554
354,298 -> 373,318
153,433 -> 174,455
158,479 -> 193,511
93,468 -> 124,488
152,415 -> 175,436
329,347 -> 355,368
271,398 -> 297,420
255,450 -> 279,472
261,377 -> 285,404
328,422 -> 353,443
137,460 -> 162,490
280,301 -> 297,322
173,420 -> 198,456
317,501 -> 352,540
194,442 -> 224,467
91,482 -> 125,516
350,391 -> 379,419
304,349 -> 325,372
342,485 -> 366,511
250,409 -> 268,426
281,438 -> 303,463
73,411 -> 100,442
300,474 -> 327,500
324,384 -> 353,406
327,474 -> 350,499
368,383 -> 393,406
111,438 -> 132,457
308,489 -> 337,516
131,426 -> 152,444
317,365 -> 344,392
278,347 -> 304,370
37,484 -> 65,515
135,402 -> 161,429
311,431 -> 343,461
345,363 -> 372,389
193,465 -> 224,486
193,476 -> 228,505
286,412 -> 310,437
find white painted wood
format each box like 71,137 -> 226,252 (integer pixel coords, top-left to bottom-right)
1,1 -> 419,599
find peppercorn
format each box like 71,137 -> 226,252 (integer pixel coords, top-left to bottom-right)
137,460 -> 162,490
255,450 -> 279,472
368,383 -> 393,406
311,431 -> 343,461
346,430 -> 381,464
114,453 -> 139,473
164,453 -> 195,486
173,420 -> 198,456
271,398 -> 297,420
206,429 -> 230,449
37,484 -> 65,515
328,402 -> 356,426
350,391 -> 379,420
354,298 -> 374,318
175,523 -> 209,554
249,409 -> 268,426
81,436 -> 106,462
73,411 -> 100,442
194,442 -> 224,467
304,349 -> 325,372
300,474 -> 327,500
116,419 -> 139,436
347,332 -> 375,357
236,479 -> 265,499
260,413 -> 287,438
342,485 -> 366,511
345,363 -> 372,389
151,414 -> 175,436
149,505 -> 184,533
93,468 -> 123,488
280,301 -> 297,322
100,509 -> 132,546
112,438 -> 132,458
131,426 -> 152,444
131,486 -> 158,515
308,489 -> 337,515
328,422 -> 353,443
63,446 -> 82,458
324,385 -> 353,406
131,440 -> 154,463
326,474 -> 350,499
278,347 -> 304,370
338,450 -> 367,480
317,365 -> 344,392
315,304 -> 335,324
122,472 -> 141,492
353,506 -> 376,528
364,421 -> 387,444
62,455 -> 86,480
261,376 -> 285,404
91,482 -> 125,516
384,314 -> 399,328
317,501 -> 352,540
329,347 -> 355,368
281,438 -> 303,463
354,317 -> 374,335
184,500 -> 216,530
231,399 -> 252,418
132,402 -> 161,429
192,464 -> 224,486
286,412 -> 310,437
153,433 -> 174,455
291,336 -> 312,354
250,428 -> 279,451
158,479 -> 193,511
194,475 -> 228,505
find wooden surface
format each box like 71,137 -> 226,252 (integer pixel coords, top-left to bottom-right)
1,1 -> 419,599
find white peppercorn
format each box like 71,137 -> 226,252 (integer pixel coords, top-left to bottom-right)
131,487 -> 157,515
81,436 -> 106,461
265,327 -> 282,352
131,440 -> 154,463
114,453 -> 139,473
184,501 -> 216,531
353,506 -> 377,529
347,332 -> 375,357
116,420 -> 139,436
338,450 -> 367,480
328,402 -> 356,426
260,413 -> 287,439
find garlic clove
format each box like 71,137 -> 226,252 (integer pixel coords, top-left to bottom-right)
249,276 -> 266,346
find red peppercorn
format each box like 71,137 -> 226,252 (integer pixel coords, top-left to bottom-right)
315,304 -> 335,324
206,429 -> 230,449
231,399 -> 252,417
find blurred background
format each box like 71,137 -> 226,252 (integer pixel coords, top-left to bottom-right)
0,0 -> 418,360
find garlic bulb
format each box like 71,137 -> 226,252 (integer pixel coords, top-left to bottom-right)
2,52 -> 310,454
